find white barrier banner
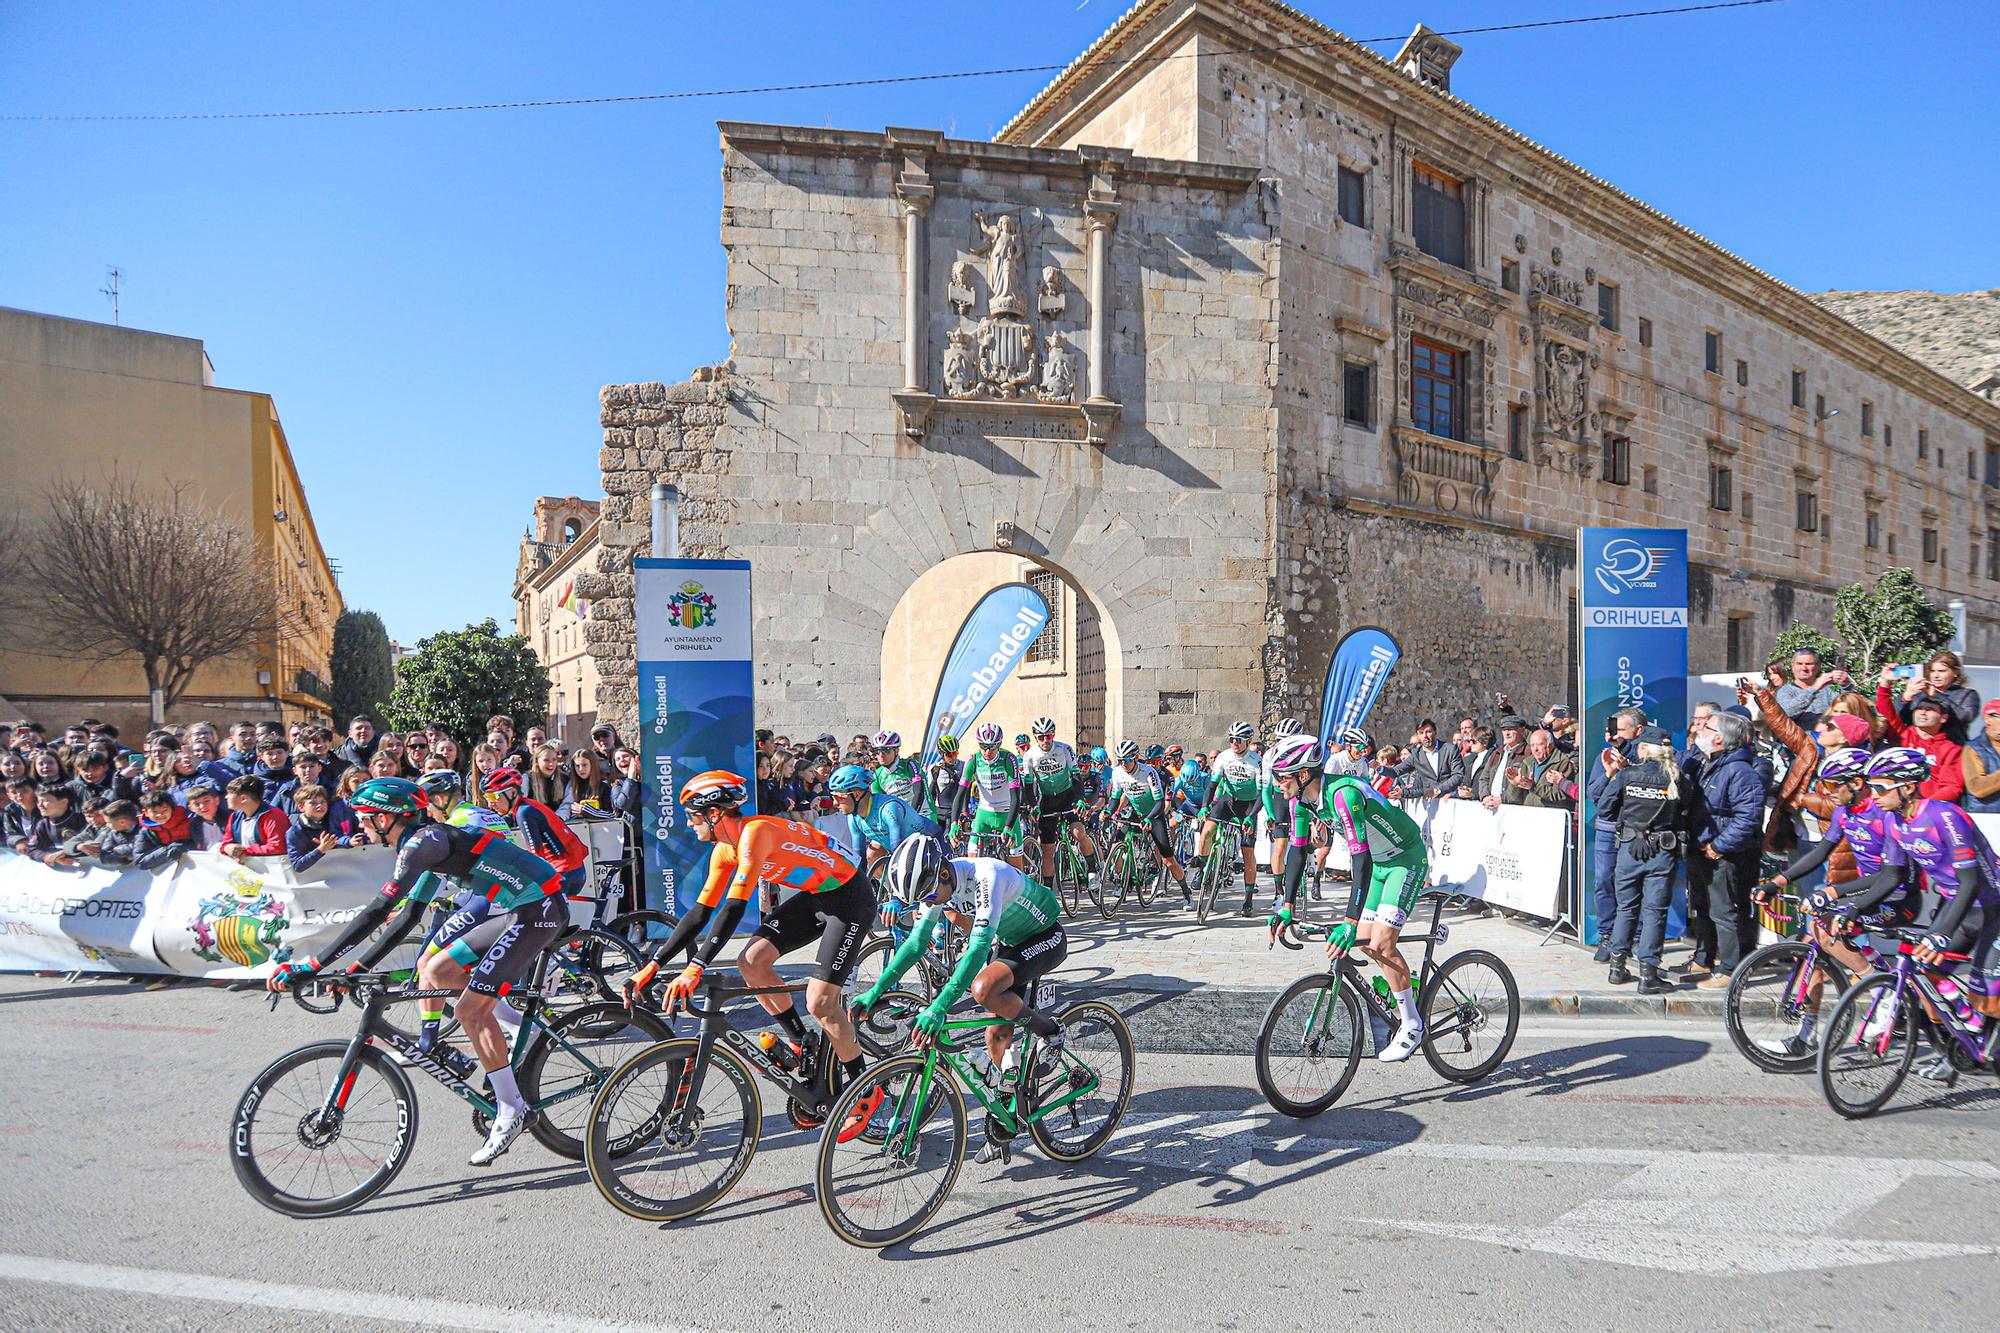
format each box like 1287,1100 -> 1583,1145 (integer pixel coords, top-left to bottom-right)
0,821 -> 627,980
1320,798 -> 1569,919
0,853 -> 175,975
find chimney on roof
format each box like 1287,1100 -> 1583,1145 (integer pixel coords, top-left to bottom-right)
1393,24 -> 1463,94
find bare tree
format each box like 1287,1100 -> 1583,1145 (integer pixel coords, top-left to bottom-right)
21,475 -> 306,713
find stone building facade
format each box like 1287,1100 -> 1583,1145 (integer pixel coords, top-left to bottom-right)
513,495 -> 604,741
583,0 -> 2000,742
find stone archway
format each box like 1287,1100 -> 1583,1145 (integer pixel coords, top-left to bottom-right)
879,551 -> 1122,749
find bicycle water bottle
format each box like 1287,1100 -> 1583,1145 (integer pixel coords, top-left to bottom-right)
1371,975 -> 1393,1009
757,1031 -> 802,1074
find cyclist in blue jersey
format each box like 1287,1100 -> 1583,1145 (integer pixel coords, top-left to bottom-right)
828,764 -> 944,880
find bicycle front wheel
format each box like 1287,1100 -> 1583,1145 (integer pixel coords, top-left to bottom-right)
585,1038 -> 762,1223
1255,972 -> 1364,1117
1028,1000 -> 1134,1161
856,989 -> 926,1058
1726,941 -> 1833,1074
520,1002 -> 674,1159
1054,842 -> 1081,917
1818,974 -> 1918,1119
817,1054 -> 967,1249
540,927 -> 645,1007
230,1041 -> 418,1218
1419,950 -> 1519,1082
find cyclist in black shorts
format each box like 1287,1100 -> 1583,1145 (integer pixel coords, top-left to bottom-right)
269,776 -> 568,1165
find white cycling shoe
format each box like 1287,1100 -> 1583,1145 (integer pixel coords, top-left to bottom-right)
1377,1021 -> 1425,1064
469,1110 -> 532,1167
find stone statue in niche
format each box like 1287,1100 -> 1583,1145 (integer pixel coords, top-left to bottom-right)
942,327 -> 980,399
1037,265 -> 1067,320
1038,333 -> 1077,403
947,260 -> 976,317
1542,340 -> 1590,440
972,211 -> 1027,317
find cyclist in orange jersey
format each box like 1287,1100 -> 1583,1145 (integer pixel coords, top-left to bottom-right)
629,770 -> 884,1137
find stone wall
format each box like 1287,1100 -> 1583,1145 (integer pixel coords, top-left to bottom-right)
587,126 -> 1281,742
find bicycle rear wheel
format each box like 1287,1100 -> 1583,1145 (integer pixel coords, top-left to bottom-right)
857,989 -> 926,1058
1726,941 -> 1833,1074
1818,974 -> 1917,1119
604,908 -> 677,956
230,1041 -> 418,1218
1418,950 -> 1519,1082
1255,972 -> 1363,1117
1195,851 -> 1227,923
1028,1000 -> 1134,1161
585,1039 -> 762,1222
539,927 -> 644,1007
519,1002 -> 674,1159
817,1054 -> 967,1249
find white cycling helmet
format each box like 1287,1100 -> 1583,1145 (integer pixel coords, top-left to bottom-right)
1274,717 -> 1303,738
974,722 -> 1003,746
872,729 -> 901,750
885,833 -> 948,904
1030,716 -> 1056,737
1115,740 -> 1141,762
1227,721 -> 1254,742
1337,726 -> 1372,750
1267,733 -> 1324,777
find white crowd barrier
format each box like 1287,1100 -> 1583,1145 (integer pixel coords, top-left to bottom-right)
1267,797 -> 1570,920
0,818 -> 628,980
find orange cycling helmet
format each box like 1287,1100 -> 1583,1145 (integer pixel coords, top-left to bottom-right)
680,769 -> 748,811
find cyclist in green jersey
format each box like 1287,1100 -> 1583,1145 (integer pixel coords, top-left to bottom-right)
952,722 -> 1029,867
1267,733 -> 1432,1063
854,836 -> 1069,1161
1023,715 -> 1099,886
1106,740 -> 1191,902
1196,721 -> 1264,916
869,729 -> 923,807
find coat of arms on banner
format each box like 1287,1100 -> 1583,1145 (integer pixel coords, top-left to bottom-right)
668,579 -> 718,630
189,872 -> 292,969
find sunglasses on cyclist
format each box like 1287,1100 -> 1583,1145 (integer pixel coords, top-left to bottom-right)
1864,779 -> 1909,793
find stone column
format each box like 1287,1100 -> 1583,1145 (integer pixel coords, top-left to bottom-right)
895,178 -> 933,393
1084,198 -> 1117,405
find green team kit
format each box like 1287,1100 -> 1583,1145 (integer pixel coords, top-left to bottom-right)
858,857 -> 1066,1022
1290,772 -> 1427,927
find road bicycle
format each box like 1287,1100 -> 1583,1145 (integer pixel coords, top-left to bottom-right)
1193,815 -> 1252,923
1724,905 -> 1880,1073
1255,889 -> 1520,1116
1817,924 -> 1999,1118
1047,816 -> 1100,918
231,972 -> 668,1217
1102,815 -> 1168,915
582,973 -> 908,1223
815,981 -> 1135,1248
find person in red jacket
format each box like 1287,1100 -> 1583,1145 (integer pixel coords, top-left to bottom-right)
1876,670 -> 1965,804
219,774 -> 292,861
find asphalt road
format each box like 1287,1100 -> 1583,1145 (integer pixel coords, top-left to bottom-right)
1,975 -> 1996,1332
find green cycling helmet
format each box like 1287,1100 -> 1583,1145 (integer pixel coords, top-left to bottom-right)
350,776 -> 424,818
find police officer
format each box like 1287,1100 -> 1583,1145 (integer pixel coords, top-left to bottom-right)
1598,724 -> 1684,995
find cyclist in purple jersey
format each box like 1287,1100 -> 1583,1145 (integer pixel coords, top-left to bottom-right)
1828,749 -> 2000,1015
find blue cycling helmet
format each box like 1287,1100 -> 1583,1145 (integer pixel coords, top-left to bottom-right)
1816,749 -> 1871,784
1090,746 -> 1108,763
828,764 -> 873,793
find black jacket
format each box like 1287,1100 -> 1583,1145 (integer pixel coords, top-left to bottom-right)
1599,758 -> 1684,855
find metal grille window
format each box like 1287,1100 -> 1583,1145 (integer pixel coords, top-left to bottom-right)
1338,165 -> 1368,228
1412,162 -> 1467,269
1708,463 -> 1733,511
1025,569 -> 1061,664
1795,489 -> 1819,533
1410,337 -> 1465,441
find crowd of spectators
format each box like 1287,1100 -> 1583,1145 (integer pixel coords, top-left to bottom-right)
1,712 -> 639,878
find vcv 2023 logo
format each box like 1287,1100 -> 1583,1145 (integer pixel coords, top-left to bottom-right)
667,579 -> 718,630
1593,538 -> 1676,596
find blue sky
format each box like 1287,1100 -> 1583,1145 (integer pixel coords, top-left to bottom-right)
3,1 -> 1990,645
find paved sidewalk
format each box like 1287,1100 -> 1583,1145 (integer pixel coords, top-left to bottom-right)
1047,894 -> 1731,1054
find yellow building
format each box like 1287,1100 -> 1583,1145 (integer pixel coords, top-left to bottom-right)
514,495 -> 604,743
0,307 -> 343,734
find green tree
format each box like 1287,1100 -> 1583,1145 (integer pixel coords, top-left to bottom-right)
1769,622 -> 1842,673
329,609 -> 395,728
381,618 -> 550,743
1832,567 -> 1957,679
